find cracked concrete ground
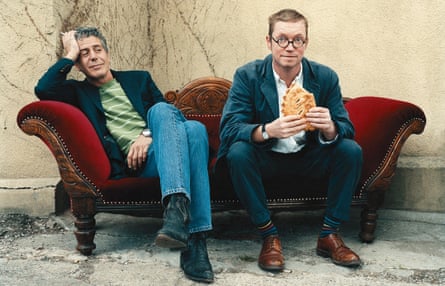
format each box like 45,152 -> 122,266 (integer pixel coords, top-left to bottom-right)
1,208 -> 444,285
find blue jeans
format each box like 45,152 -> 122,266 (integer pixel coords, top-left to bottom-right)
139,102 -> 212,234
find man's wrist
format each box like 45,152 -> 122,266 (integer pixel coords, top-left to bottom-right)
319,132 -> 338,144
63,52 -> 78,61
261,123 -> 270,140
141,128 -> 152,137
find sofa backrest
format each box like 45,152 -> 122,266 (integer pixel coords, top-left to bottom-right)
165,76 -> 231,115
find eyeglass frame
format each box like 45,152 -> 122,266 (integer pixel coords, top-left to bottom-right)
270,36 -> 306,49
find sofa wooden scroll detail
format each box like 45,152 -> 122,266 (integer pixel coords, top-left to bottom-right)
17,76 -> 426,255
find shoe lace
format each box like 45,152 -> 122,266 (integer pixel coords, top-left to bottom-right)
264,236 -> 281,253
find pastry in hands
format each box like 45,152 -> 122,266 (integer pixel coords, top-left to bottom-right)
281,83 -> 316,131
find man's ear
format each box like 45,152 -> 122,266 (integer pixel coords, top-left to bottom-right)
266,35 -> 272,51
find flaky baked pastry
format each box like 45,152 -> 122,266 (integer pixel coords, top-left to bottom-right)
281,83 -> 316,131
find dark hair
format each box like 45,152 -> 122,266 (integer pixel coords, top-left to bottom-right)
268,9 -> 308,38
75,27 -> 109,52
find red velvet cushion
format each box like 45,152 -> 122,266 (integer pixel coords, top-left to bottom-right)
99,177 -> 161,203
345,96 -> 426,191
17,101 -> 111,184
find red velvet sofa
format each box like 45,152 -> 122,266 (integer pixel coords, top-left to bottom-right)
17,77 -> 426,255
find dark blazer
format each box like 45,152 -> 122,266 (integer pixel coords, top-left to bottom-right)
217,54 -> 354,162
35,58 -> 166,178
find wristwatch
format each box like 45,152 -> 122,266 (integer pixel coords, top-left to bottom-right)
142,128 -> 152,137
261,124 -> 269,140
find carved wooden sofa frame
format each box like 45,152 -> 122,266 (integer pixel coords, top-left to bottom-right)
17,76 -> 426,255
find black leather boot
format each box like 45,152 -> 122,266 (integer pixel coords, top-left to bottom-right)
180,232 -> 214,283
155,194 -> 190,249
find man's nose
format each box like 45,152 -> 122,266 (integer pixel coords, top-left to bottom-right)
285,43 -> 296,51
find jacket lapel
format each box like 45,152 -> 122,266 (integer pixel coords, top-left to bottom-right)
113,71 -> 145,117
260,55 -> 280,118
78,81 -> 104,113
302,59 -> 321,103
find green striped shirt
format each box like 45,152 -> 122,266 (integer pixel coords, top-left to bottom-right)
99,79 -> 146,155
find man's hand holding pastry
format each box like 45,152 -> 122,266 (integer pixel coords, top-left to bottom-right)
263,115 -> 309,139
281,83 -> 337,140
306,107 -> 337,140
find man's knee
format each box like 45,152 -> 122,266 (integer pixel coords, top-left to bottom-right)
150,102 -> 170,112
226,141 -> 255,166
149,102 -> 179,117
185,120 -> 208,143
335,139 -> 363,164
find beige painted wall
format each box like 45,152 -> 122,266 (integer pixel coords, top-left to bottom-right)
147,0 -> 444,158
1,1 -> 444,199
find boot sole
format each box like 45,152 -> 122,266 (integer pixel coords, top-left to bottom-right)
180,260 -> 214,283
183,273 -> 214,284
258,262 -> 285,272
155,233 -> 187,249
316,248 -> 361,267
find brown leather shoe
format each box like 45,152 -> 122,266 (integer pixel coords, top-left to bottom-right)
316,233 -> 361,267
258,235 -> 285,271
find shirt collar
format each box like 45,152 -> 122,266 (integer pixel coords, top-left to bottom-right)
272,63 -> 304,87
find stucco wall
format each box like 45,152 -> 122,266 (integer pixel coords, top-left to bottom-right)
147,0 -> 444,157
1,1 -> 444,211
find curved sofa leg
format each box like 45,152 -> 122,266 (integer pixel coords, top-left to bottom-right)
360,208 -> 378,242
359,190 -> 385,243
71,196 -> 97,256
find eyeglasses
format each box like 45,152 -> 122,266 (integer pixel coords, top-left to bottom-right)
271,36 -> 306,49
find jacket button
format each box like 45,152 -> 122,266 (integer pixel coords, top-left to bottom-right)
59,65 -> 71,73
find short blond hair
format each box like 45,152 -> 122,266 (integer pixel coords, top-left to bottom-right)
268,9 -> 308,38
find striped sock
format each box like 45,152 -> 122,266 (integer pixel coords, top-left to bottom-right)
258,220 -> 278,239
319,216 -> 341,238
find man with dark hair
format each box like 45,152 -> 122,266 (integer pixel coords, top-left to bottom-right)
35,27 -> 214,283
217,9 -> 363,271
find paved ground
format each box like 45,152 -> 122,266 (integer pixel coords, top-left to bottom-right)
1,208 -> 444,285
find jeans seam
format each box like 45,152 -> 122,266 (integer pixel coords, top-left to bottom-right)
189,225 -> 213,233
171,107 -> 186,193
163,188 -> 190,201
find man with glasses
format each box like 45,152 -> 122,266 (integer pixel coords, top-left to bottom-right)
217,9 -> 363,271
35,27 -> 214,283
